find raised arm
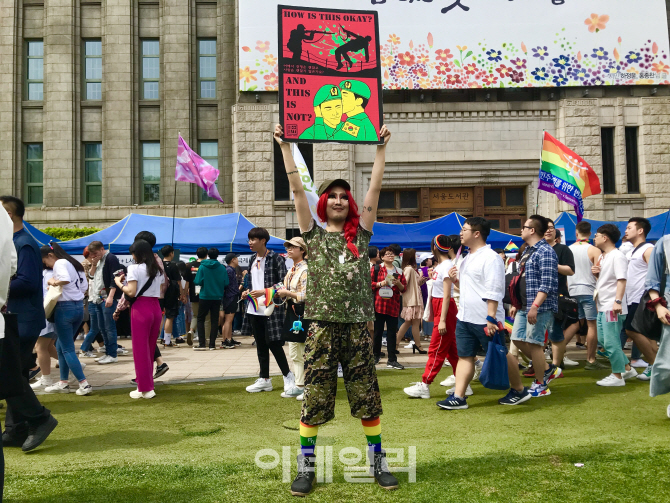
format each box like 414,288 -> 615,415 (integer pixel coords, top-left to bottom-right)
274,124 -> 313,232
360,125 -> 391,230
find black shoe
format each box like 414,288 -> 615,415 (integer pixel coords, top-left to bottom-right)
290,454 -> 316,496
391,349 -> 400,355
368,450 -> 399,490
153,363 -> 169,379
221,339 -> 235,349
3,430 -> 28,448
22,415 -> 58,452
386,361 -> 404,370
231,339 -> 242,346
28,367 -> 41,380
186,331 -> 194,346
131,378 -> 136,384
380,352 -> 386,358
411,346 -> 427,355
174,337 -> 186,345
374,355 -> 381,365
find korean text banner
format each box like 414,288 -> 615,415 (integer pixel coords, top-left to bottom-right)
240,0 -> 670,91
278,5 -> 384,144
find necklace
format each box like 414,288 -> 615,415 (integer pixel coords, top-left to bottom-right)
256,249 -> 268,270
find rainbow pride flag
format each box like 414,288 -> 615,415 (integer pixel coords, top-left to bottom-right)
248,296 -> 259,312
539,132 -> 601,221
265,287 -> 276,307
504,240 -> 519,252
504,316 -> 514,333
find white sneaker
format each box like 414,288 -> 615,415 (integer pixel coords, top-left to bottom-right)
97,355 -> 118,365
30,375 -> 55,390
296,393 -> 304,401
283,372 -> 295,392
382,338 -> 387,347
447,384 -> 473,396
630,359 -> 649,368
403,342 -> 414,349
443,360 -> 451,367
76,384 -> 93,396
562,357 -> 579,367
622,368 -> 638,380
472,360 -> 483,381
117,348 -> 129,356
404,382 -> 430,399
44,381 -> 70,393
281,387 -> 303,398
596,374 -> 625,387
637,365 -> 652,381
624,341 -> 633,349
130,389 -> 156,399
337,363 -> 343,379
440,375 -> 456,387
79,350 -> 97,358
246,378 -> 273,393
667,403 -> 670,419
97,346 -> 106,354
544,348 -> 553,360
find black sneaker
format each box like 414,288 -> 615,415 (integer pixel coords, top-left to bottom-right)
386,361 -> 404,370
374,355 -> 381,365
174,337 -> 186,345
368,450 -> 399,490
28,367 -> 41,380
2,430 -> 28,448
380,352 -> 386,358
22,415 -> 58,452
154,363 -> 169,379
498,387 -> 532,405
231,338 -> 242,346
221,339 -> 234,349
131,378 -> 137,384
436,394 -> 468,410
290,454 -> 316,496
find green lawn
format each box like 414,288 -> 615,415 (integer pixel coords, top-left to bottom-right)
3,367 -> 669,503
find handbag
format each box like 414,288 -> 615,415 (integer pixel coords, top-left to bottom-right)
43,284 -> 63,322
632,237 -> 669,341
555,294 -> 579,328
479,330 -> 510,390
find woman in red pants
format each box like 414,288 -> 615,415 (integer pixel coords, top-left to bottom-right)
114,239 -> 164,399
404,235 -> 460,399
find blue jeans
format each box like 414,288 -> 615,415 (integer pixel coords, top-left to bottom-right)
101,299 -> 118,358
54,301 -> 86,382
81,301 -> 104,352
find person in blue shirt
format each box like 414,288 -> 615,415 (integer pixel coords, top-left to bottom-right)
0,196 -> 58,452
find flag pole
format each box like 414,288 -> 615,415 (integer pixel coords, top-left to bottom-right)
172,133 -> 180,248
536,130 -> 545,213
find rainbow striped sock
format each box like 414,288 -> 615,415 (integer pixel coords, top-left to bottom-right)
299,422 -> 318,457
362,417 -> 382,453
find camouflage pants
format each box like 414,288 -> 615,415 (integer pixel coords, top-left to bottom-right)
300,321 -> 382,426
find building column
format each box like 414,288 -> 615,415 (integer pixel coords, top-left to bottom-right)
0,0 -> 17,194
43,0 -> 76,207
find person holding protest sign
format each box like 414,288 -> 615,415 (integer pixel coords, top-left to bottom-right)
274,123 -> 397,496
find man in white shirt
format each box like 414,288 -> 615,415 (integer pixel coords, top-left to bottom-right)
622,217 -> 657,379
438,217 -> 530,409
592,224 -> 637,386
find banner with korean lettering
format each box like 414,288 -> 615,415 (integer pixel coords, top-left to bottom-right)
278,5 -> 384,144
241,0 -> 670,91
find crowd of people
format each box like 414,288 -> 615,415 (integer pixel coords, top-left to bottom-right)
1,122 -> 670,498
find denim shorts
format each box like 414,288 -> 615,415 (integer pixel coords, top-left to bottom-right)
547,315 -> 564,343
511,310 -> 554,346
574,294 -> 597,321
455,320 -> 491,358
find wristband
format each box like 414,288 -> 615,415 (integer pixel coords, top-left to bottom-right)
646,297 -> 667,310
532,303 -> 539,309
486,315 -> 497,324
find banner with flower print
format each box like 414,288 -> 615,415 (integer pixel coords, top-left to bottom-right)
240,0 -> 670,91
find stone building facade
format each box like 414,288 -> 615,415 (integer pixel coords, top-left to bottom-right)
2,0 -> 670,238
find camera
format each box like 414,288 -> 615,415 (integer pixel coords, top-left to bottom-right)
113,269 -> 125,277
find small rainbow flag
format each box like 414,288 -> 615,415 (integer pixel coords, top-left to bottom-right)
504,316 -> 514,332
504,240 -> 519,252
539,132 -> 601,222
249,296 -> 259,312
265,287 -> 276,307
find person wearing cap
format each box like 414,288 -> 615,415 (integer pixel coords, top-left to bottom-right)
276,237 -> 310,400
220,253 -> 241,349
273,123 -> 399,495
339,80 -> 378,142
299,85 -> 347,141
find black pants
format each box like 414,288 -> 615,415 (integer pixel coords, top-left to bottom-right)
248,315 -> 290,379
198,299 -> 220,348
373,312 -> 398,363
4,325 -> 51,439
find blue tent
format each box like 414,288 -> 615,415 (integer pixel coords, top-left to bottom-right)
54,213 -> 286,255
554,211 -> 670,245
370,212 -> 523,251
23,221 -> 59,247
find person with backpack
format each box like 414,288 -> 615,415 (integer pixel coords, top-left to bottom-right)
115,239 -> 165,399
193,248 -> 228,350
160,245 -> 182,347
40,243 -> 92,396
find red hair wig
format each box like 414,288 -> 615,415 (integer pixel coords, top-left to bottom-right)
316,187 -> 360,258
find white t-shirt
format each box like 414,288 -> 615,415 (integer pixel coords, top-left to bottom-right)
40,269 -> 55,336
456,245 -> 505,324
53,259 -> 88,302
247,254 -> 267,315
431,259 -> 454,299
595,249 -> 628,314
127,264 -> 164,298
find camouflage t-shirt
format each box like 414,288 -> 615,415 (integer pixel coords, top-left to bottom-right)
303,220 -> 375,323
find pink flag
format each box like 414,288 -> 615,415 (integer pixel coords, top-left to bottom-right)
175,135 -> 223,203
